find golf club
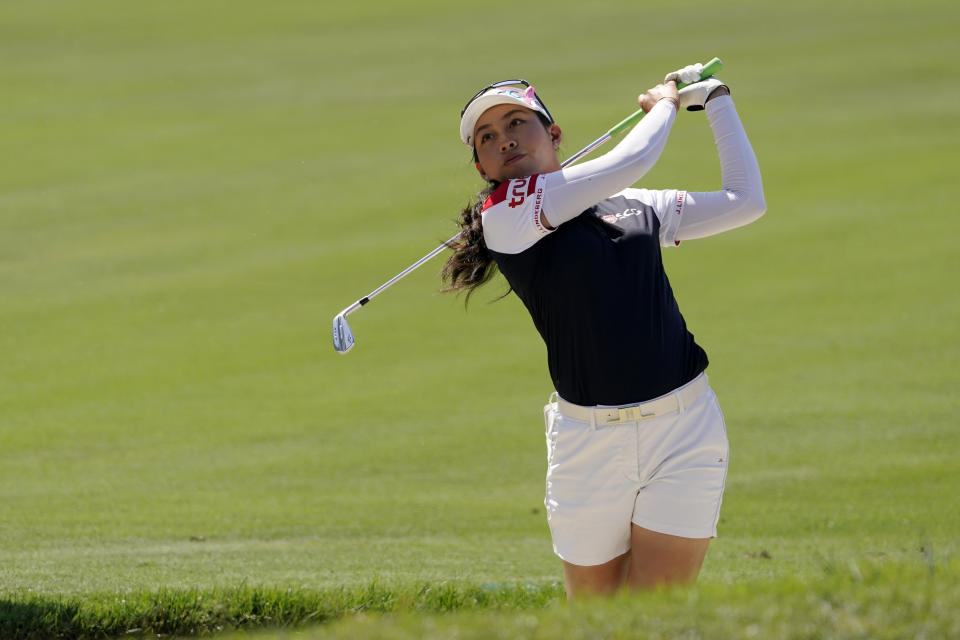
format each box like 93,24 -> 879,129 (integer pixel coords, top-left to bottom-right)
333,58 -> 723,354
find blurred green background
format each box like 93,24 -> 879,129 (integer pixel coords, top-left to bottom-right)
1,0 -> 957,596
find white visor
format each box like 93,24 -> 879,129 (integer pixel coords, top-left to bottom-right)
460,85 -> 552,147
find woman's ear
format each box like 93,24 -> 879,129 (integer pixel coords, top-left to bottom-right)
475,162 -> 489,181
549,123 -> 562,148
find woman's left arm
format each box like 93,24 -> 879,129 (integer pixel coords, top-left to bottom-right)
673,93 -> 766,241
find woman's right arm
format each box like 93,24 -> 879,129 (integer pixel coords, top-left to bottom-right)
540,91 -> 679,229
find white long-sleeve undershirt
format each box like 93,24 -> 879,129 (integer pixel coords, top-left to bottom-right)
542,99 -> 677,227
481,94 -> 765,255
674,95 -> 766,241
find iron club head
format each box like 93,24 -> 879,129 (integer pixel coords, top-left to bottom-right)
332,312 -> 355,354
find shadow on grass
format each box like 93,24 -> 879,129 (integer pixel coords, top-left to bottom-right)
0,598 -> 84,640
0,582 -> 564,640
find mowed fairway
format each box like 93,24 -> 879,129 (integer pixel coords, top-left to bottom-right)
1,0 -> 958,637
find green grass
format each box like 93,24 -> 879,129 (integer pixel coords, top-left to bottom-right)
1,581 -> 564,638
1,0 -> 959,637
253,561 -> 960,640
3,560 -> 956,638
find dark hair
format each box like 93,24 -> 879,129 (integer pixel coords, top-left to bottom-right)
441,112 -> 553,304
439,181 -> 505,305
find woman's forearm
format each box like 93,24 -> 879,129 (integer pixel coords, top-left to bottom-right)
541,99 -> 678,228
674,95 -> 766,241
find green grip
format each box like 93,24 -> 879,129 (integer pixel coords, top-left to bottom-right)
607,57 -> 724,137
680,57 -> 723,89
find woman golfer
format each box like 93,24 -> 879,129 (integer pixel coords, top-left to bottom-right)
442,64 -> 765,597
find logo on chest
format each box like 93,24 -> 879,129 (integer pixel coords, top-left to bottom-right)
601,208 -> 644,224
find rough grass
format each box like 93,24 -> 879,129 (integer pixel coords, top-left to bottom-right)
1,582 -> 563,639
3,560 -> 956,639
297,561 -> 960,640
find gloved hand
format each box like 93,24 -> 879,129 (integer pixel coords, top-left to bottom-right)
677,77 -> 728,111
664,63 -> 704,85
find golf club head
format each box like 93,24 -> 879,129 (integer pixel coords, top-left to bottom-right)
332,312 -> 355,354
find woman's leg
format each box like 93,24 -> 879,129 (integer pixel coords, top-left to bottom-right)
627,524 -> 711,589
561,551 -> 630,599
562,527 -> 709,598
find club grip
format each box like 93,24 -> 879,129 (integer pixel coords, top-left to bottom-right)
679,57 -> 723,89
607,57 -> 724,137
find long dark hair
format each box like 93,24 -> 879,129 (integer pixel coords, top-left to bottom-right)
441,112 -> 553,304
440,180 -> 504,305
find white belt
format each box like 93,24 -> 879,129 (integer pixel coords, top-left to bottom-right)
556,374 -> 709,425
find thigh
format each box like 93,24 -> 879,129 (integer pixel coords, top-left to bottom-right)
627,525 -> 711,590
562,552 -> 630,599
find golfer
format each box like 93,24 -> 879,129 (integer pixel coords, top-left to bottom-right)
442,64 -> 764,597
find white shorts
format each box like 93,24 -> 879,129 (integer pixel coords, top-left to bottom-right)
543,373 -> 729,567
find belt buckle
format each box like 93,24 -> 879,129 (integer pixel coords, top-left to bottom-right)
611,405 -> 656,423
602,407 -> 630,423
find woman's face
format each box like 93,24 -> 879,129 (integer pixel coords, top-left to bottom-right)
473,104 -> 562,183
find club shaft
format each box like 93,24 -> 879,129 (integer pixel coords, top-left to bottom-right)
559,135 -> 612,168
341,233 -> 460,317
340,139 -> 596,317
566,57 -> 724,162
